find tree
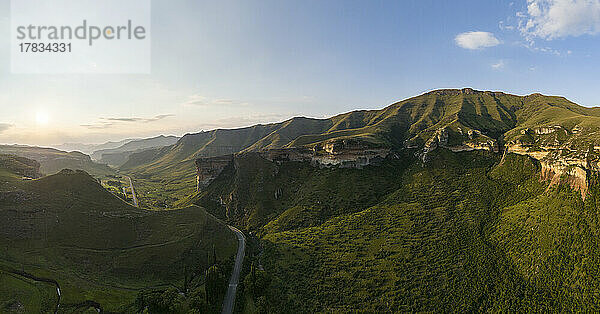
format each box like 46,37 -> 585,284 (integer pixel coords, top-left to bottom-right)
243,266 -> 271,299
205,265 -> 226,306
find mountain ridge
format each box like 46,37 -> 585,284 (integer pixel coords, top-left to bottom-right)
125,89 -> 600,189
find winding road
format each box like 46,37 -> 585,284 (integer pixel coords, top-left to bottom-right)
222,226 -> 246,314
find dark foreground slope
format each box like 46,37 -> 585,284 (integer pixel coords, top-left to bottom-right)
0,165 -> 236,312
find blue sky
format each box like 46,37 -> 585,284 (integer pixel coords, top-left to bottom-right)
1,0 -> 600,146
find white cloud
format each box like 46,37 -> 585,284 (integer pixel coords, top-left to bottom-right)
182,94 -> 250,107
491,60 -> 506,69
520,0 -> 600,39
455,31 -> 501,50
80,114 -> 174,129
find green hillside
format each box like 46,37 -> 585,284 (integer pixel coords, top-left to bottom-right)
0,154 -> 41,179
0,164 -> 237,312
124,89 -> 600,207
3,89 -> 600,311
0,145 -> 115,177
191,147 -> 600,311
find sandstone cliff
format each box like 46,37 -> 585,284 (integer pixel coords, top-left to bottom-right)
195,139 -> 391,190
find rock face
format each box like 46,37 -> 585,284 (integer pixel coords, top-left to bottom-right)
540,160 -> 588,199
261,140 -> 390,169
416,121 -> 596,200
506,143 -> 591,199
195,155 -> 234,191
195,140 -> 391,190
310,140 -> 390,168
420,127 -> 498,161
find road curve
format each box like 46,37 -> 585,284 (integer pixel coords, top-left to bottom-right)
124,176 -> 139,207
222,226 -> 245,314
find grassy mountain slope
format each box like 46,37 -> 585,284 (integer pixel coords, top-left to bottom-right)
187,152 -> 411,231
261,151 -> 544,312
123,89 -> 600,311
0,154 -> 41,179
0,165 -> 236,312
0,145 -> 114,177
125,89 -> 600,194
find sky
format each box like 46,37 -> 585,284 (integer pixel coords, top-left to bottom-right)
1,0 -> 600,146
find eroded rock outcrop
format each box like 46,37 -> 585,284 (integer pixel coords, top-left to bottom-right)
420,127 -> 498,161
195,155 -> 234,191
261,140 -> 390,169
195,140 -> 392,190
540,160 -> 588,199
506,143 -> 593,199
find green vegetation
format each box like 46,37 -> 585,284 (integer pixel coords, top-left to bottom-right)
189,148 -> 600,311
0,270 -> 57,313
0,145 -> 115,177
123,89 -> 600,208
0,154 -> 42,179
132,256 -> 233,313
4,89 -> 600,311
112,89 -> 600,311
0,161 -> 237,312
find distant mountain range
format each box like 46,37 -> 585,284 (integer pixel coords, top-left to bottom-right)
90,135 -> 179,167
54,138 -> 138,154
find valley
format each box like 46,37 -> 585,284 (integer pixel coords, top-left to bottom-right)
3,89 -> 600,312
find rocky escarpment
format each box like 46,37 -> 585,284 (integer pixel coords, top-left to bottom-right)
420,127 -> 499,162
196,155 -> 234,191
506,143 -> 593,199
502,122 -> 600,200
260,139 -> 390,168
419,122 -> 598,199
195,140 -> 391,190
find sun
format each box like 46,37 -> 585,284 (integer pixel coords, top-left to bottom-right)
35,111 -> 50,125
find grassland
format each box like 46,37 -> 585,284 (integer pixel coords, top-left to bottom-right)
0,145 -> 115,177
0,162 -> 237,312
0,270 -> 57,313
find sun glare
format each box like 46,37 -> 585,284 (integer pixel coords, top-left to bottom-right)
35,111 -> 50,125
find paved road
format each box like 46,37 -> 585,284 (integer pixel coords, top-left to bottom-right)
125,176 -> 139,207
222,226 -> 246,314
